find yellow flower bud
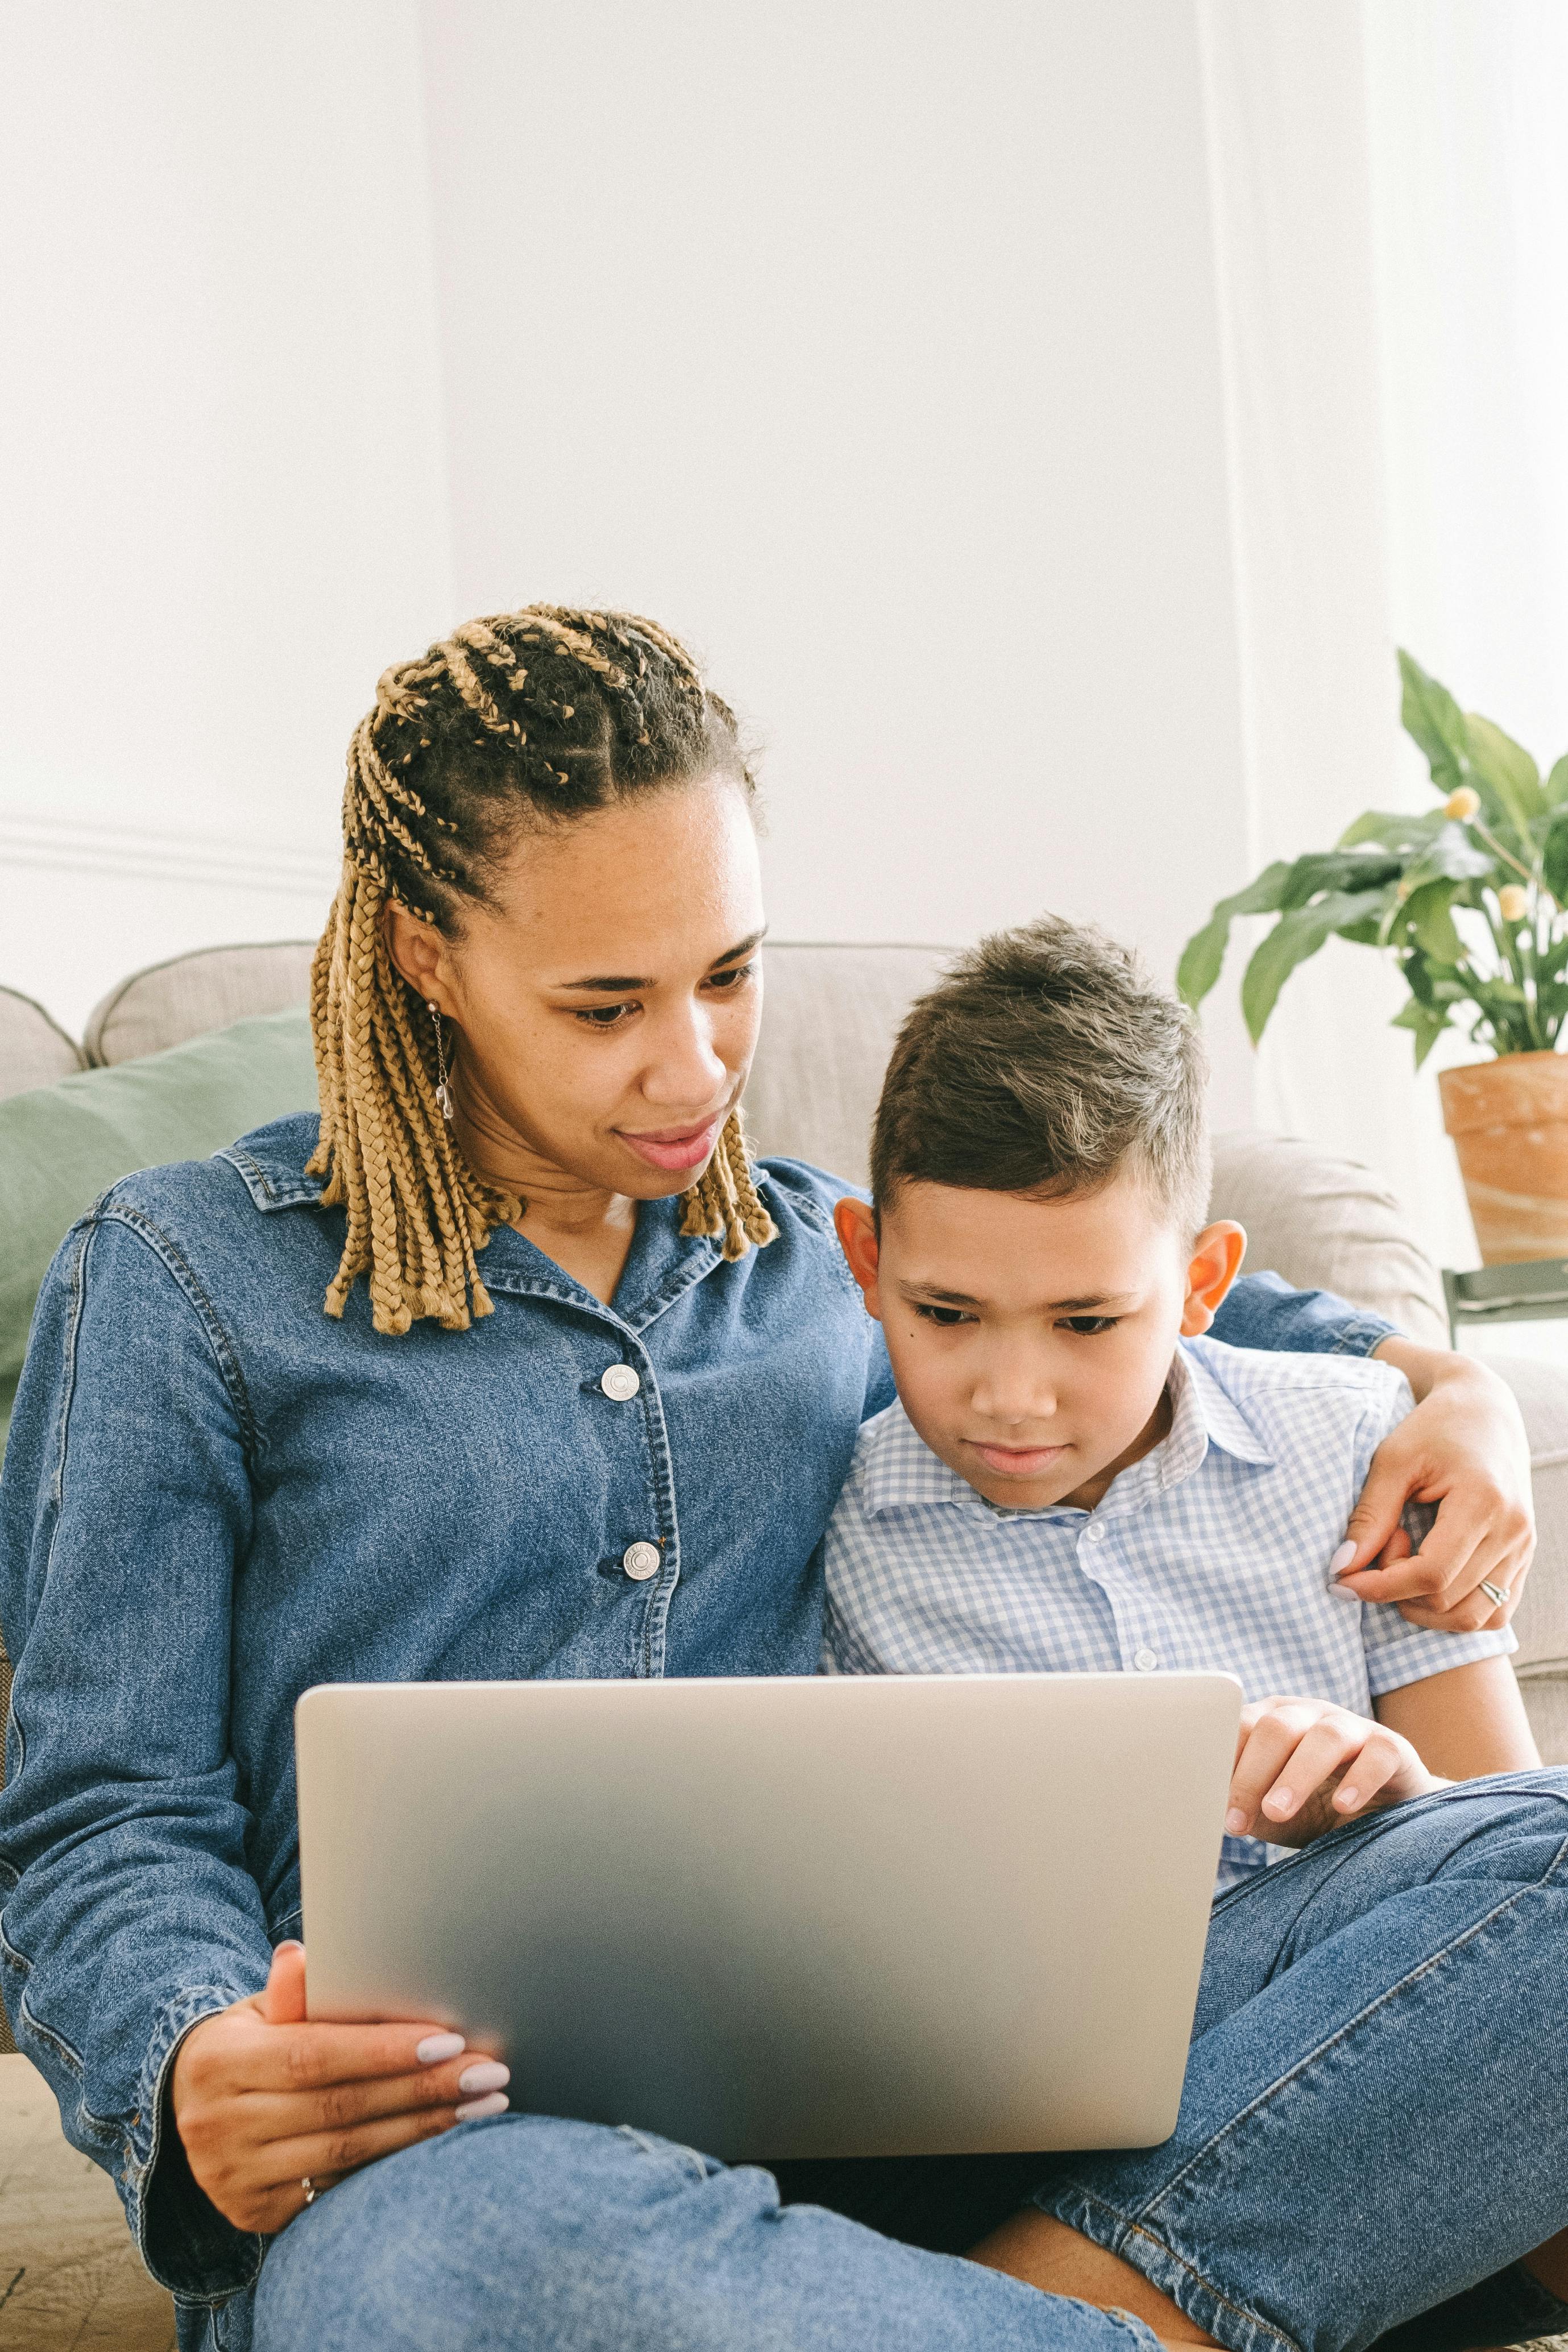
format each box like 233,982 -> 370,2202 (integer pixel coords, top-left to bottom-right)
1498,883 -> 1530,923
1445,786 -> 1481,822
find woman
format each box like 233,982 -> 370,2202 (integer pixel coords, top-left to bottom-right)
0,607 -> 1562,2352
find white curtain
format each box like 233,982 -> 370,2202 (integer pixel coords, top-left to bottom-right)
1196,0 -> 1568,1275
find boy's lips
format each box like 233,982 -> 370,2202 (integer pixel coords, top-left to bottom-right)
966,1441 -> 1068,1478
616,1115 -> 724,1172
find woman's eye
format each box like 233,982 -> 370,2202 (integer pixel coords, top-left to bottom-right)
914,1304 -> 975,1327
705,961 -> 757,994
1060,1316 -> 1119,1336
575,1002 -> 638,1028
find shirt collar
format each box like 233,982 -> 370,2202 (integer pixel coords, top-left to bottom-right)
856,1338 -> 1274,1521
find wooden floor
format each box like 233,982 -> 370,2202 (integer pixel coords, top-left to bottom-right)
0,2055 -> 176,2352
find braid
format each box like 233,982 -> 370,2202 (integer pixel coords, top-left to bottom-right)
309,603 -> 773,1334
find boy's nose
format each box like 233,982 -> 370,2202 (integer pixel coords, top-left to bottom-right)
971,1359 -> 1057,1424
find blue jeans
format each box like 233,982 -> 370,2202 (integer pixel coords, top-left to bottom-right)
247,1776 -> 1568,2352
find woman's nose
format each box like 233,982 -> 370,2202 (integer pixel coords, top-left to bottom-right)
641,1006 -> 729,1106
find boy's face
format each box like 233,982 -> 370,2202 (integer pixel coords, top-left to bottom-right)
835,1172 -> 1245,1513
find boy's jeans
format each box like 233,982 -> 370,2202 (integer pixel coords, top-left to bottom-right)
250,1774 -> 1568,2352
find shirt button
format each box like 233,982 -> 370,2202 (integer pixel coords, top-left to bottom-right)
1133,1646 -> 1159,1673
600,1364 -> 641,1401
623,1541 -> 661,1581
1085,1523 -> 1106,1544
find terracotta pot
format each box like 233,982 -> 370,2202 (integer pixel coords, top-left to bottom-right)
1439,1052 -> 1568,1264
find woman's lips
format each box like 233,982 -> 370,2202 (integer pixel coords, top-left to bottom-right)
617,1117 -> 724,1172
968,1441 -> 1067,1478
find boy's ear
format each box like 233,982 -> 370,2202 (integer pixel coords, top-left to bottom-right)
833,1197 -> 883,1320
1180,1219 -> 1247,1337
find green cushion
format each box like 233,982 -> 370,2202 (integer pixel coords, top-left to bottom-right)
0,1009 -> 317,1458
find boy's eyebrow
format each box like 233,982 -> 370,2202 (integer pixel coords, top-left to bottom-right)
557,927 -> 768,993
898,1281 -> 1139,1312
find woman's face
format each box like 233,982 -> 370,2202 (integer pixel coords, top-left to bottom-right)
389,774 -> 766,1201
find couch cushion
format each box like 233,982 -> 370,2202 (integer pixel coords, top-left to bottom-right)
1209,1129 -> 1449,1348
0,985 -> 85,1103
744,943 -> 953,1186
0,1008 -> 318,1458
84,939 -> 316,1067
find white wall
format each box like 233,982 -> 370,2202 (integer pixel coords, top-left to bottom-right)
0,0 -> 454,1031
420,0 -> 1255,1125
1,0 -> 1258,1126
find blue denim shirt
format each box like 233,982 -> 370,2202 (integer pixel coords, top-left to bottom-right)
0,1113 -> 1391,2319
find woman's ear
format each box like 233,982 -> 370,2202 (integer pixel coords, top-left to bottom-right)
383,901 -> 453,1012
1180,1220 -> 1247,1336
833,1197 -> 883,1320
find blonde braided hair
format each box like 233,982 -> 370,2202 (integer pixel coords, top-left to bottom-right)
308,605 -> 775,1335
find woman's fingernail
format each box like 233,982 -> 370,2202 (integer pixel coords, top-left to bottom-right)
416,2033 -> 466,2067
457,2060 -> 509,2096
1224,1808 -> 1247,1836
1338,1786 -> 1359,1808
1263,1789 -> 1293,1818
1328,1578 -> 1361,1602
275,1939 -> 305,1954
455,2088 -> 510,2122
1329,1541 -> 1358,1577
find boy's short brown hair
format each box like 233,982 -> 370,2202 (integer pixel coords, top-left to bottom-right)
869,915 -> 1212,1235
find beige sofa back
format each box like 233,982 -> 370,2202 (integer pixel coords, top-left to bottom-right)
1,936 -> 1564,1752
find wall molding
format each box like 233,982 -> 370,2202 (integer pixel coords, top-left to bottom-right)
0,810 -> 339,898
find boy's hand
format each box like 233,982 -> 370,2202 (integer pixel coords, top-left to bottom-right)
1225,1696 -> 1443,1849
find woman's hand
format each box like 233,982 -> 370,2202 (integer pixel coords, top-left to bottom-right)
1331,1342 -> 1534,1632
171,1942 -> 509,2234
1225,1695 -> 1443,1851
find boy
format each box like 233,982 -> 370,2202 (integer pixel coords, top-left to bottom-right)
825,916 -> 1538,1886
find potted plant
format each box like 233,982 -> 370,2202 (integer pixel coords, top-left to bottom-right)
1179,650 -> 1568,1265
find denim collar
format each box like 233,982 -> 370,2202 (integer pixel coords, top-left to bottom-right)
217,1111 -> 773,1335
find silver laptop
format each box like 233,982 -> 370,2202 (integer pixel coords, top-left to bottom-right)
297,1670 -> 1239,2160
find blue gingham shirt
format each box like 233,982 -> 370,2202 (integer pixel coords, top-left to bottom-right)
824,1335 -> 1516,1890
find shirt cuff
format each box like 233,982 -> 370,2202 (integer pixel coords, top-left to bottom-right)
129,1982 -> 267,2302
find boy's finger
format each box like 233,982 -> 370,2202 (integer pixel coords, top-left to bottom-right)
1254,1721 -> 1362,1823
1225,1710 -> 1318,1835
1331,1734 -> 1403,1814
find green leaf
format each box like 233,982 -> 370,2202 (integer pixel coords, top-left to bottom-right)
1239,887 -> 1391,1042
1176,861 -> 1294,1008
1391,995 -> 1450,1069
1278,851 -> 1403,907
1400,880 -> 1465,963
1544,810 -> 1568,906
1465,712 -> 1545,835
1401,820 -> 1495,888
1338,808 -> 1446,853
1398,648 -> 1469,796
1546,752 -> 1568,808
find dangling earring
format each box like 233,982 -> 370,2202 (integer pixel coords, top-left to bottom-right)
427,1001 -> 455,1124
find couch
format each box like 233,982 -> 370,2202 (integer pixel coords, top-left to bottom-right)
1,939 -> 1566,2352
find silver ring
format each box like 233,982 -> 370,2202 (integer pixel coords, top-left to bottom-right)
301,2176 -> 318,2206
1479,1578 -> 1508,1609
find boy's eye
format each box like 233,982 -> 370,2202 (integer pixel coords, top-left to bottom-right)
575,1002 -> 638,1028
1059,1315 -> 1119,1336
914,1303 -> 976,1327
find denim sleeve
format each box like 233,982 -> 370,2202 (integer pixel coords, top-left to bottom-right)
1210,1269 -> 1396,1360
0,1210 -> 272,2301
